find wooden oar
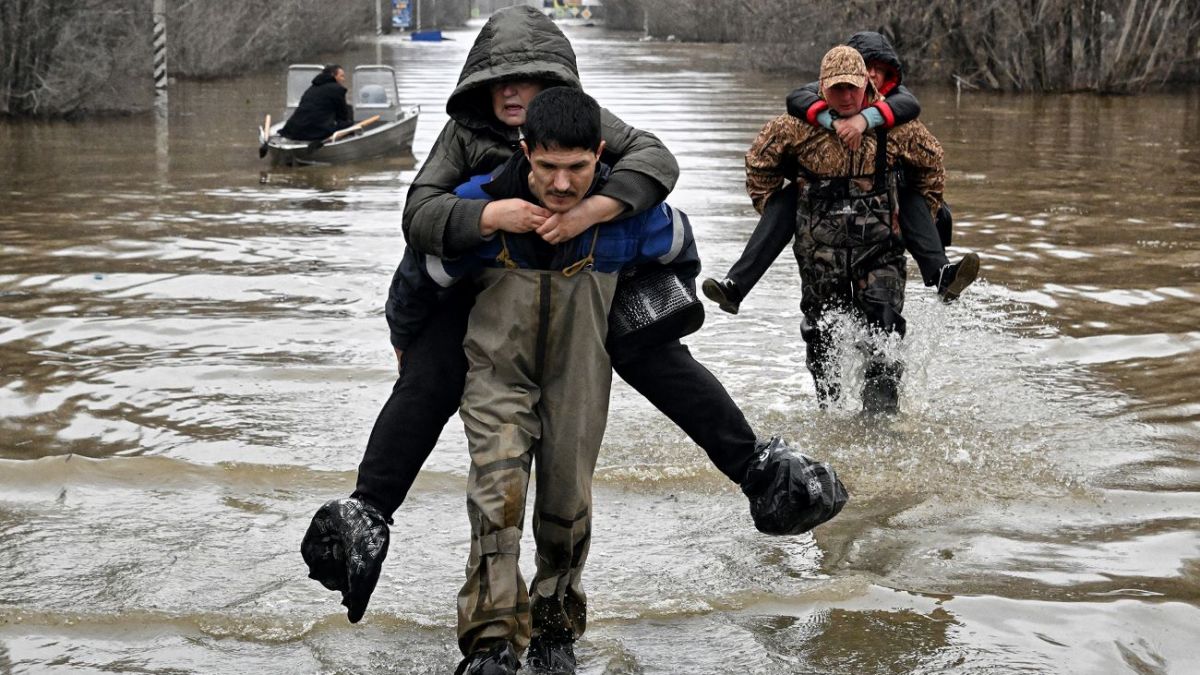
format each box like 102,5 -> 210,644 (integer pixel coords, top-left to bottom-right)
307,115 -> 381,152
257,114 -> 271,158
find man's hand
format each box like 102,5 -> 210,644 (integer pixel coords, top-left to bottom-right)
833,114 -> 869,151
536,195 -> 624,245
480,198 -> 551,237
393,347 -> 404,375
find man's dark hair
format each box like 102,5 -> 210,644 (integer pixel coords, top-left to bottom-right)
322,64 -> 343,77
522,87 -> 602,152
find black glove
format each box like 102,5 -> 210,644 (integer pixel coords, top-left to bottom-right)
741,437 -> 848,535
300,497 -> 390,623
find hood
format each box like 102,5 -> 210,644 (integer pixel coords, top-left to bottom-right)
846,31 -> 903,93
446,6 -> 581,133
311,70 -> 339,87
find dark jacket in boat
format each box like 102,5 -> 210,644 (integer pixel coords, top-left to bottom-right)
786,31 -> 920,129
386,154 -> 699,350
401,6 -> 679,259
280,71 -> 354,141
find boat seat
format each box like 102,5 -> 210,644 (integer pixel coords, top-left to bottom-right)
355,84 -> 398,123
359,85 -> 388,105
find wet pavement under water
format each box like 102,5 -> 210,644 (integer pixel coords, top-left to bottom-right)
1,21 -> 1199,675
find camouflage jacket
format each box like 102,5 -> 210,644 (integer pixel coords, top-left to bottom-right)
745,113 -> 945,218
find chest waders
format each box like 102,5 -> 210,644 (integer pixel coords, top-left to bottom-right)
456,262 -> 617,656
793,128 -> 908,413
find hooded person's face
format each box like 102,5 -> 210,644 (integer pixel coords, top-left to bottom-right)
491,79 -> 544,127
522,140 -> 605,214
866,61 -> 899,93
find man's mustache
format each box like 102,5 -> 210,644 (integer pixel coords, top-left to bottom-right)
546,189 -> 576,198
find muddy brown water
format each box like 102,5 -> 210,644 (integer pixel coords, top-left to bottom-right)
2,22 -> 1199,675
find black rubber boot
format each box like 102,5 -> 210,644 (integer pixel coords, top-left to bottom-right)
455,641 -> 521,675
862,361 -> 903,415
525,634 -> 577,674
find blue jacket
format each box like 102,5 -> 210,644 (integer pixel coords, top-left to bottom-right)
386,155 -> 700,349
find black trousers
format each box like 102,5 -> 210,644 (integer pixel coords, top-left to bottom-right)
352,287 -> 758,519
727,184 -> 950,293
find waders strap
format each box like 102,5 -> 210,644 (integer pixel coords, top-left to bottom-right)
561,227 -> 600,277
477,527 -> 522,555
872,127 -> 889,192
495,233 -> 519,269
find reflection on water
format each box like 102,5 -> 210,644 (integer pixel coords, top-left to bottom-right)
2,21 -> 1199,674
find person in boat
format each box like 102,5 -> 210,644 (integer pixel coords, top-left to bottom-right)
702,31 -> 978,314
743,45 -> 946,414
278,64 -> 354,141
299,6 -> 846,670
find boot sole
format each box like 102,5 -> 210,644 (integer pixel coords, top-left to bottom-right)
941,252 -> 980,302
701,278 -> 740,315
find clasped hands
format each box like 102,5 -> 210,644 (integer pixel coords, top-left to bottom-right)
479,194 -> 623,246
833,113 -> 869,151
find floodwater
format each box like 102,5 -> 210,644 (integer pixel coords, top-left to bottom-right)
2,21 -> 1199,675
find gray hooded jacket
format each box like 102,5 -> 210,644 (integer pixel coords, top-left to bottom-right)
401,6 -> 680,257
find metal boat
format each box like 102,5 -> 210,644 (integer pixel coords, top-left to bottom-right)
261,64 -> 419,167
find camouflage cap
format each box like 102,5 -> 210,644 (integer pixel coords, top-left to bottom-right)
820,45 -> 868,89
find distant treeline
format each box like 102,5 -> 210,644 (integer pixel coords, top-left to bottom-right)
1,0 -> 395,116
605,0 -> 1200,92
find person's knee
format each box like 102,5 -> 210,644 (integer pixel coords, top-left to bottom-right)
861,268 -> 906,336
861,287 -> 906,336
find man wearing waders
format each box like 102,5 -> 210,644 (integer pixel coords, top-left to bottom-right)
744,45 -> 946,414
703,31 -> 976,314
441,88 -> 694,674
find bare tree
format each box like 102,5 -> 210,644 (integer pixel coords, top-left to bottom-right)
602,0 -> 1200,92
1,0 -> 149,116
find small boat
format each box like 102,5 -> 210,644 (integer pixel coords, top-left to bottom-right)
261,64 -> 419,167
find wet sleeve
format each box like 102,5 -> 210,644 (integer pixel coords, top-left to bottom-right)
786,81 -> 827,128
898,122 -> 945,219
596,107 -> 679,215
873,85 -> 920,128
401,121 -> 486,258
745,115 -> 801,214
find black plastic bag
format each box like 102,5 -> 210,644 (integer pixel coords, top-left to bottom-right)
608,265 -> 705,353
300,498 -> 390,623
741,437 -> 848,535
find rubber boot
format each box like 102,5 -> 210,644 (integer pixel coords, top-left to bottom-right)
862,360 -> 902,415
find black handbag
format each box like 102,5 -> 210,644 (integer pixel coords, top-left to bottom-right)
607,265 -> 705,352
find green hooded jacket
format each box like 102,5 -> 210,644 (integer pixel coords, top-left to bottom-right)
401,6 -> 680,258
